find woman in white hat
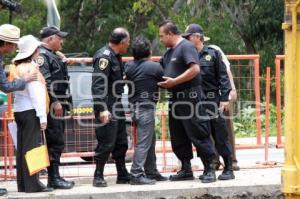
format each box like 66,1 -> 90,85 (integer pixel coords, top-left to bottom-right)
12,35 -> 52,193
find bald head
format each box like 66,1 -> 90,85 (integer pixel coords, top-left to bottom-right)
109,27 -> 129,44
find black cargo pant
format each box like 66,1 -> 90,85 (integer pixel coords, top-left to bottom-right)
169,86 -> 216,161
46,101 -> 66,165
204,91 -> 232,157
94,101 -> 128,164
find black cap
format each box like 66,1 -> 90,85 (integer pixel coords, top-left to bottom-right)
40,26 -> 68,39
182,24 -> 210,41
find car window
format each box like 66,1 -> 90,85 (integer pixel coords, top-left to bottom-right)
69,70 -> 130,112
69,71 -> 92,101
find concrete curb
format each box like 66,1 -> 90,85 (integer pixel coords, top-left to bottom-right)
1,168 -> 283,199
2,184 -> 282,199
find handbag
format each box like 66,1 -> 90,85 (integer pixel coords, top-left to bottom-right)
25,131 -> 50,176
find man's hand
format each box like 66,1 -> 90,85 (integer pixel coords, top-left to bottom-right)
99,110 -> 111,124
219,101 -> 230,112
23,70 -> 38,82
54,102 -> 63,117
158,76 -> 176,89
229,89 -> 237,101
56,51 -> 67,61
40,122 -> 47,131
56,51 -> 75,64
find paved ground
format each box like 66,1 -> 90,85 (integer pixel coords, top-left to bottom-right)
0,137 -> 285,198
0,167 -> 282,199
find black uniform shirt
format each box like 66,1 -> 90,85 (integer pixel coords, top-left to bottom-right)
160,39 -> 201,92
125,59 -> 164,104
199,46 -> 231,101
36,46 -> 69,103
92,46 -> 125,113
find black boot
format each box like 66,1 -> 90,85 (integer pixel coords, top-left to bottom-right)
199,156 -> 207,180
146,172 -> 168,181
218,156 -> 235,180
116,159 -> 131,184
93,162 -> 107,187
47,164 -> 74,189
201,157 -> 216,183
36,181 -> 53,193
0,188 -> 7,196
169,159 -> 194,181
130,175 -> 156,185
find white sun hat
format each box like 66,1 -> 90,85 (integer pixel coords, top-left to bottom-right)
13,35 -> 43,62
0,24 -> 20,44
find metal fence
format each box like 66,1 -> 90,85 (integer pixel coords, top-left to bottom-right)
0,54 -> 265,180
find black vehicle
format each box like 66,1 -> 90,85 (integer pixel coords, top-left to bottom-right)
0,65 -> 134,162
65,65 -> 133,161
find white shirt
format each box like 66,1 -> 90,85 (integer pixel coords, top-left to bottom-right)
208,44 -> 230,70
14,78 -> 47,123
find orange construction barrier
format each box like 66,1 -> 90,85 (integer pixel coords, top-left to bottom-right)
70,55 -> 263,148
0,68 -> 16,180
227,55 -> 263,149
256,67 -> 276,166
0,54 -> 265,180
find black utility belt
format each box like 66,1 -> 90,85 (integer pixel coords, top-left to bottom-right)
172,85 -> 202,94
169,88 -> 203,101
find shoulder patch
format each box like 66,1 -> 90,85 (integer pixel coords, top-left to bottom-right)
205,55 -> 212,61
35,56 -> 45,66
98,58 -> 109,70
103,50 -> 111,56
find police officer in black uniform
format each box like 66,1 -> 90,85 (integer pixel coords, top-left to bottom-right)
92,27 -> 131,187
182,24 -> 235,180
158,20 -> 216,183
36,26 -> 74,189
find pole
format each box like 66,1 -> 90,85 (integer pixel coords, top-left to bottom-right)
282,0 -> 300,197
264,67 -> 271,163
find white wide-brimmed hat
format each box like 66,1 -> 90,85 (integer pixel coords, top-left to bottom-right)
0,24 -> 20,44
13,35 -> 43,62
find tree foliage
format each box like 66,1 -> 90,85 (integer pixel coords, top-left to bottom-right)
0,0 -> 283,67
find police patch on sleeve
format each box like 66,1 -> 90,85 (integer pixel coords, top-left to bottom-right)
103,50 -> 110,56
98,58 -> 109,70
35,56 -> 45,66
205,55 -> 212,61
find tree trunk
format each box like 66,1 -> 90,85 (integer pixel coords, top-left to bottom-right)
220,1 -> 256,54
173,0 -> 187,11
241,35 -> 256,54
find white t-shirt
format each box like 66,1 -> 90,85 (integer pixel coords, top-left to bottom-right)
13,62 -> 47,123
208,44 -> 230,70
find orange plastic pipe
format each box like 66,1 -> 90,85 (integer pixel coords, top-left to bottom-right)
161,111 -> 167,172
275,57 -> 283,147
265,67 -> 271,162
254,58 -> 262,145
66,55 -> 261,64
226,54 -> 260,60
3,116 -> 7,180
